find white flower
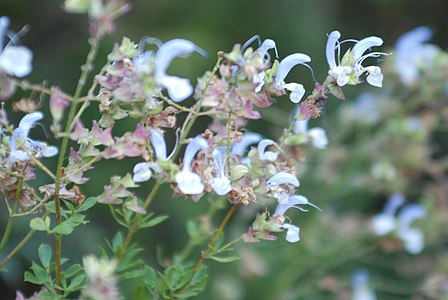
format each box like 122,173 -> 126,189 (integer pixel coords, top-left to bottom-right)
0,16 -> 32,77
210,147 -> 232,196
371,193 -> 426,255
132,129 -> 176,183
326,30 -> 385,88
293,114 -> 329,149
266,172 -> 300,204
257,139 -> 282,161
175,136 -> 208,194
280,223 -> 300,243
9,112 -> 58,162
232,132 -> 263,157
267,171 -> 300,187
352,270 -> 376,300
274,53 -> 311,103
132,162 -> 152,183
252,38 -> 278,92
394,26 -> 439,86
371,192 -> 404,236
397,204 -> 426,255
154,39 -> 206,102
274,194 -> 320,216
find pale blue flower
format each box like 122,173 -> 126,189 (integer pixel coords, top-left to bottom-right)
371,192 -> 404,235
257,139 -> 282,161
371,193 -> 426,255
397,204 -> 427,255
0,16 -> 32,77
293,115 -> 329,150
266,172 -> 300,204
280,223 -> 300,243
274,53 -> 311,103
394,26 -> 439,86
175,136 -> 208,194
231,132 -> 263,157
9,112 -> 58,162
274,194 -> 320,216
132,129 -> 176,183
326,31 -> 385,87
352,270 -> 376,300
210,147 -> 232,196
154,39 -> 206,102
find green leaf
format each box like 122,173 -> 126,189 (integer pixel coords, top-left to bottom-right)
38,244 -> 52,269
51,214 -> 87,235
77,197 -> 96,212
139,215 -> 168,229
64,264 -> 83,278
51,222 -> 75,235
207,255 -> 240,263
30,217 -> 49,232
112,231 -> 124,253
67,274 -> 88,292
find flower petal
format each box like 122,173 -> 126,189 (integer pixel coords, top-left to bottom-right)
326,31 -> 341,69
308,127 -> 329,149
18,111 -> 44,132
157,74 -> 193,102
281,224 -> 300,243
275,53 -> 311,86
257,139 -> 281,161
351,36 -> 383,60
283,82 -> 305,103
150,129 -> 168,160
0,46 -> 33,77
232,132 -> 263,156
267,171 -> 300,187
133,162 -> 152,182
176,170 -> 204,194
154,39 -> 205,76
182,136 -> 208,171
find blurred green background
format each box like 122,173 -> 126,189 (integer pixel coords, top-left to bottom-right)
1,0 -> 448,299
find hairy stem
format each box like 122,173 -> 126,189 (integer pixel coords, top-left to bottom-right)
53,38 -> 100,290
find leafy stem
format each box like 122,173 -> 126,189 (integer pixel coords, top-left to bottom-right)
175,203 -> 240,296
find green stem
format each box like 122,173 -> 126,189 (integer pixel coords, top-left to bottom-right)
30,157 -> 56,180
0,176 -> 24,254
176,203 -> 240,296
171,54 -> 223,159
117,182 -> 161,263
0,230 -> 35,267
53,38 -> 100,290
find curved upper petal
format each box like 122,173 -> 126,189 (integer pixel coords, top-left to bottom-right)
232,132 -> 263,156
150,129 -> 168,161
182,136 -> 208,171
275,53 -> 311,86
19,111 -> 43,133
351,36 -> 383,60
326,31 -> 341,69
